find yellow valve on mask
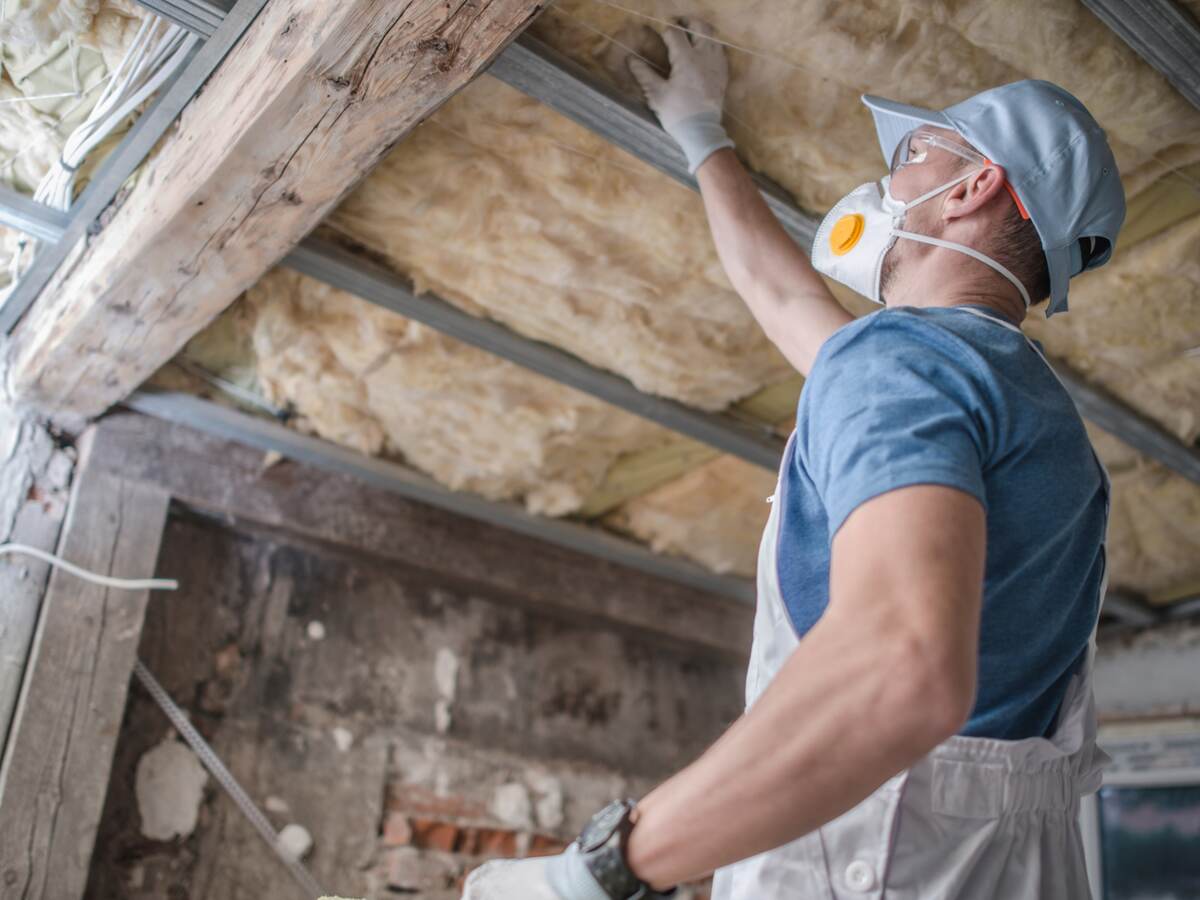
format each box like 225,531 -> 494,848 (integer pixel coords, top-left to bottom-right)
830,213 -> 865,256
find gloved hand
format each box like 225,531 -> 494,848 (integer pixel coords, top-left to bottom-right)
461,844 -> 611,900
628,17 -> 734,174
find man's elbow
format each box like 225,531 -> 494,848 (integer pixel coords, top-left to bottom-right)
889,638 -> 977,751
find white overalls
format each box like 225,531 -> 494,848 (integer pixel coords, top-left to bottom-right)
711,309 -> 1111,900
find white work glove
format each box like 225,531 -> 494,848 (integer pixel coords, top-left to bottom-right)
628,17 -> 734,174
461,844 -> 611,900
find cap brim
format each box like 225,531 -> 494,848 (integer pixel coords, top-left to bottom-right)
1044,244 -> 1071,317
861,95 -> 954,166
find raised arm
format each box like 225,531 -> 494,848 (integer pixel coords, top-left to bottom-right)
630,18 -> 853,375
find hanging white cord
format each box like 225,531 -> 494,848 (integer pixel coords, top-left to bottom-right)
0,542 -> 178,590
0,542 -> 327,898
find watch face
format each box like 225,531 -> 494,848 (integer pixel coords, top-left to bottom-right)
580,801 -> 627,852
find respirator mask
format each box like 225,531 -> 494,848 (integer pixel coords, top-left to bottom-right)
811,130 -> 1031,308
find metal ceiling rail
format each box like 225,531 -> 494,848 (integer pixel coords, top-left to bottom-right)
1054,366 -> 1200,485
134,0 -> 229,39
1102,589 -> 1164,627
286,238 -> 787,470
0,186 -> 69,244
1082,0 -> 1200,112
0,0 -> 268,335
489,33 -> 820,250
124,389 -> 757,605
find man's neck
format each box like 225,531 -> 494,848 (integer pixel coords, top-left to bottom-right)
885,262 -> 1028,325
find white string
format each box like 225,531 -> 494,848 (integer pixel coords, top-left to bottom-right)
0,542 -> 179,590
551,5 -> 771,146
573,0 -> 834,82
0,89 -> 86,106
424,117 -> 682,186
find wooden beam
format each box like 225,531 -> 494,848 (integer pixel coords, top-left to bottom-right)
94,407 -> 753,656
0,432 -> 169,900
5,0 -> 546,419
0,408 -> 74,751
123,389 -> 757,607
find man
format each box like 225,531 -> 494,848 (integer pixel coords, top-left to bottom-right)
465,16 -> 1124,900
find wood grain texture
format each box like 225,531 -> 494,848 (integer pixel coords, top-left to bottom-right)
0,407 -> 74,751
88,412 -> 753,658
6,0 -> 545,419
0,432 -> 169,900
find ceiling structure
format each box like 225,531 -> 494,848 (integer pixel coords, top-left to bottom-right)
3,0 -> 1199,615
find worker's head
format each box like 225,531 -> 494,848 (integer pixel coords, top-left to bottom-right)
878,125 -> 1048,316
812,81 -> 1125,318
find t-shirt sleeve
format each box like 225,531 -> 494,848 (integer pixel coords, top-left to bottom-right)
798,315 -> 991,537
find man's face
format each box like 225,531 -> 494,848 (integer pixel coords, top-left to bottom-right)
879,127 -> 980,303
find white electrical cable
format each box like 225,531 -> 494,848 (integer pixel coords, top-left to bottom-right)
4,13 -> 198,294
0,540 -> 327,898
32,17 -> 199,213
0,542 -> 179,590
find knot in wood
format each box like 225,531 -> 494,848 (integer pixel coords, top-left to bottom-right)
418,37 -> 453,54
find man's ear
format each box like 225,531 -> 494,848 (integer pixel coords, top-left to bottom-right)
942,165 -> 1008,220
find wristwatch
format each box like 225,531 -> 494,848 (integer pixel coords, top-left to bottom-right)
576,799 -> 677,899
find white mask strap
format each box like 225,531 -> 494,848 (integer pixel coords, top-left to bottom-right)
900,168 -> 980,211
891,230 -> 1033,308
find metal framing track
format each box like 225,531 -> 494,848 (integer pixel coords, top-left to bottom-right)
285,238 -> 786,469
0,186 -> 69,245
491,34 -> 820,250
0,0 -> 269,334
124,389 -> 757,604
134,0 -> 230,39
1082,0 -> 1200,111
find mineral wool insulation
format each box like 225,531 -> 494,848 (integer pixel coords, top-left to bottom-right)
0,0 -> 145,289
171,0 -> 1200,599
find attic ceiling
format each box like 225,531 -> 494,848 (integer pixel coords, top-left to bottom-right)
5,1 -> 1198,606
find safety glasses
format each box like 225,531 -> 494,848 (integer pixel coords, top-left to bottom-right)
890,129 -> 1030,220
890,129 -> 987,175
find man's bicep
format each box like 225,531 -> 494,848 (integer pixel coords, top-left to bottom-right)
827,484 -> 987,715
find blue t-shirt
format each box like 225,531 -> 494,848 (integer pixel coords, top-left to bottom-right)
778,305 -> 1108,740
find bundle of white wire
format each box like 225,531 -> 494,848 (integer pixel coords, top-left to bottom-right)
33,14 -> 198,212
5,14 -> 198,296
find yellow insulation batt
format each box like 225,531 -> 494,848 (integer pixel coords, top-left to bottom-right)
327,77 -> 794,413
168,268 -> 674,517
603,454 -> 775,576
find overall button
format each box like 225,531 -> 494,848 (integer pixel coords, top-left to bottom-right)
845,859 -> 876,892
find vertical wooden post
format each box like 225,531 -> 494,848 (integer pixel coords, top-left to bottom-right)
0,429 -> 170,899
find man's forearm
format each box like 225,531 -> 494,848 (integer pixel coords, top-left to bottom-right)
696,150 -> 852,374
623,607 -> 961,890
